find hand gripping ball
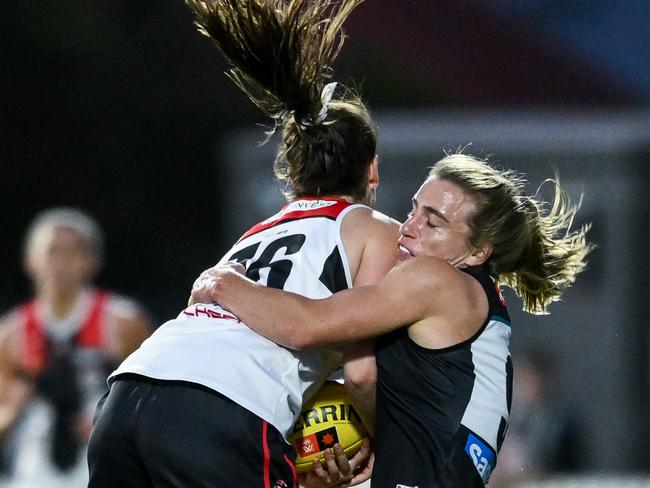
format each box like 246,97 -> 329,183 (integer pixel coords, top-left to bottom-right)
288,381 -> 367,472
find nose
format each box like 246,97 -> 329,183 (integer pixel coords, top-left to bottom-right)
399,213 -> 417,238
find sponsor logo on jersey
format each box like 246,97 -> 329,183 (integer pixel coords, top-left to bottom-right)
261,200 -> 338,224
181,304 -> 241,323
292,403 -> 362,431
273,481 -> 288,488
395,484 -> 418,488
293,426 -> 340,457
464,432 -> 496,484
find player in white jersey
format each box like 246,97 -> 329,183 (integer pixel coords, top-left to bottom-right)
87,1 -> 398,486
193,153 -> 592,487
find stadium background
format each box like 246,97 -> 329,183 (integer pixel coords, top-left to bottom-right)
1,0 -> 649,482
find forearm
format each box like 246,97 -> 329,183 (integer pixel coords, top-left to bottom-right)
0,378 -> 34,439
345,370 -> 376,437
216,275 -> 326,349
343,342 -> 377,437
206,259 -> 433,348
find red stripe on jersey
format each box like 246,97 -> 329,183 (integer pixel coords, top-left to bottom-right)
283,454 -> 297,488
20,290 -> 109,375
21,301 -> 47,376
262,420 -> 271,488
239,198 -> 354,241
76,291 -> 108,348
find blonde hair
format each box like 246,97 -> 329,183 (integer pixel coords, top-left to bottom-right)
186,0 -> 377,201
430,154 -> 592,315
24,207 -> 104,266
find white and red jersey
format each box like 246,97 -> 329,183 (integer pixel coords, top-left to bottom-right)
18,289 -> 109,377
5,288 -> 142,488
12,288 -> 137,414
111,198 -> 368,439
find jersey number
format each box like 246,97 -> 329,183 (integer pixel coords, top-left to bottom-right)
229,234 -> 307,290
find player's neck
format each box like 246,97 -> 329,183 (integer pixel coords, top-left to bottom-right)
301,194 -> 357,203
37,285 -> 86,319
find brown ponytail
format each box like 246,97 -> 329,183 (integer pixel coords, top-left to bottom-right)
186,0 -> 377,202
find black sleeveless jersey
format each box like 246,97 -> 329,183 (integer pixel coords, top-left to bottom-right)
371,266 -> 513,488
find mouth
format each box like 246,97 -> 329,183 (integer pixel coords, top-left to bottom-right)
398,244 -> 414,259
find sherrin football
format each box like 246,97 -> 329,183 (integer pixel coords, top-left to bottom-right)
288,381 -> 367,472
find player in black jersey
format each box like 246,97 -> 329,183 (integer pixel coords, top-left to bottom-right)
192,153 -> 592,487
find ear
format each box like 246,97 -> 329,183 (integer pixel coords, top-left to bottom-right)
23,255 -> 37,280
465,243 -> 493,267
82,256 -> 100,281
368,155 -> 379,189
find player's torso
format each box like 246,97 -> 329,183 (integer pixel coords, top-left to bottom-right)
373,267 -> 512,487
113,198 -> 367,437
17,289 -> 116,410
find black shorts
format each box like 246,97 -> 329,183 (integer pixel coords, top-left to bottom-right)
87,374 -> 297,488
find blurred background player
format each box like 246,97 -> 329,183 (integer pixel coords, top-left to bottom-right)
488,348 -> 584,486
0,208 -> 151,488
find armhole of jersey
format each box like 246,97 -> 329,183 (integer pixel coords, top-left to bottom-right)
20,301 -> 47,375
405,268 -> 507,354
334,203 -> 370,289
76,290 -> 109,349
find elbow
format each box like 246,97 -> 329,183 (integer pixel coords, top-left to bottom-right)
285,329 -> 323,351
345,368 -> 377,397
280,305 -> 331,350
344,352 -> 377,397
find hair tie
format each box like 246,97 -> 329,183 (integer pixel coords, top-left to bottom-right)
294,82 -> 338,130
315,82 -> 338,123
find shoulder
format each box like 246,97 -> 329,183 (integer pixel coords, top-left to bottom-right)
389,258 -> 485,305
102,292 -> 152,359
0,306 -> 26,339
103,292 -> 151,334
389,256 -> 457,284
342,207 -> 400,238
105,292 -> 147,320
395,260 -> 491,347
341,208 -> 400,286
0,308 -> 24,366
0,306 -> 22,327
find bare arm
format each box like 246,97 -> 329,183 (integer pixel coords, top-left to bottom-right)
207,256 -> 456,349
342,341 -> 376,436
339,210 -> 399,439
105,297 -> 152,361
0,319 -> 35,439
109,312 -> 152,360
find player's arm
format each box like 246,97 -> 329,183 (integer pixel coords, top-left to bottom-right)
207,256 -> 454,349
340,210 -> 399,438
0,317 -> 36,439
106,298 -> 152,360
341,341 -> 376,437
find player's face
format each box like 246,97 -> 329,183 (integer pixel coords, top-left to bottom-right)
26,226 -> 97,293
398,177 -> 477,266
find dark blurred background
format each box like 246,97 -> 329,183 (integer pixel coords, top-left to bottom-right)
2,0 -> 649,482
